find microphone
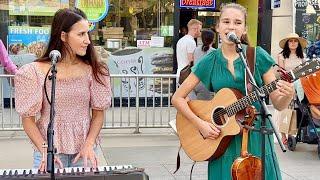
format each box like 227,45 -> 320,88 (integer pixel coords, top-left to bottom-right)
49,50 -> 61,64
227,32 -> 241,44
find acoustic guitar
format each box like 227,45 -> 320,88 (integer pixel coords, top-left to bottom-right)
176,58 -> 320,161
231,106 -> 262,180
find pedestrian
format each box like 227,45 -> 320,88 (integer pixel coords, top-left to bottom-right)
0,39 -> 18,74
14,7 -> 111,171
192,29 -> 215,100
172,3 -> 294,179
277,32 -> 307,145
176,19 -> 202,86
307,33 -> 320,58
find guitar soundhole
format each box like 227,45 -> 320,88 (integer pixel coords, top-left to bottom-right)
212,107 -> 227,126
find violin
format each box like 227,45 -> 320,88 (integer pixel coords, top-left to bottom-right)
231,106 -> 262,180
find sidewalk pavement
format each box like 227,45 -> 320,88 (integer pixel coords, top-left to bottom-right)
0,128 -> 320,180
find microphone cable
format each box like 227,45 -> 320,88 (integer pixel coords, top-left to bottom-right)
44,67 -> 52,105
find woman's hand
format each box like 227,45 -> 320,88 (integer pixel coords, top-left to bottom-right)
38,153 -> 63,172
198,121 -> 221,140
73,143 -> 98,168
276,80 -> 295,98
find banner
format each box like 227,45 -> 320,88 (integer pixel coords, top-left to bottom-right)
107,47 -> 173,97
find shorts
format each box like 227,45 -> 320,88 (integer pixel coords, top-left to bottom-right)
32,147 -> 98,169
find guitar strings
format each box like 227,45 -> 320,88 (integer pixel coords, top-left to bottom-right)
210,82 -> 277,124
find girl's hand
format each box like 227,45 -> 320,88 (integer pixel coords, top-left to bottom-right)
39,154 -> 63,172
276,80 -> 295,98
73,143 -> 98,168
198,121 -> 221,140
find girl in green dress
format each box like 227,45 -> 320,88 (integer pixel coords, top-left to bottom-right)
172,3 -> 295,180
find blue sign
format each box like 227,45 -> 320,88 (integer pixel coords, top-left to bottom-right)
8,26 -> 50,57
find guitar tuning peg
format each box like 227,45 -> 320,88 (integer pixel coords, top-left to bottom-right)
305,57 -> 310,61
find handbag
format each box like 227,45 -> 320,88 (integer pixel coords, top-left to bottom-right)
178,61 -> 193,85
278,102 -> 297,135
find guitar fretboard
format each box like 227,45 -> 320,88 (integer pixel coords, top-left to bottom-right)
225,71 -> 294,117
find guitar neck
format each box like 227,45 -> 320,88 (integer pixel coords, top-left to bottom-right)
225,72 -> 294,117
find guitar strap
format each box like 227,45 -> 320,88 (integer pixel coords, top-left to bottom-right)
245,46 -> 256,95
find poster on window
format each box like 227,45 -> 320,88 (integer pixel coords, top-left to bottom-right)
295,0 -> 320,43
107,47 -> 173,97
9,0 -> 69,16
8,26 -> 50,68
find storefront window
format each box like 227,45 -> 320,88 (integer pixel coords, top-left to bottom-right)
91,0 -> 174,50
2,0 -> 174,67
0,0 -> 175,97
295,1 -> 320,44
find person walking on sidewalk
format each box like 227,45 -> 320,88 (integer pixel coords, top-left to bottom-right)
192,29 -> 215,100
176,19 -> 202,85
172,3 -> 295,180
276,33 -> 307,145
14,7 -> 111,171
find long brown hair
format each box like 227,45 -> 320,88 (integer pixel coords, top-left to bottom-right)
218,3 -> 251,46
37,7 -> 109,85
280,40 -> 304,59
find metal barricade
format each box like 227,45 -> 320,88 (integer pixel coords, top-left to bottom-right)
0,74 -> 177,132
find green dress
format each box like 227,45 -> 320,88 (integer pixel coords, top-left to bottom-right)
191,46 -> 282,180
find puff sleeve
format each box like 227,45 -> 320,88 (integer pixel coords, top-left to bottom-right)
14,63 -> 42,117
90,72 -> 112,110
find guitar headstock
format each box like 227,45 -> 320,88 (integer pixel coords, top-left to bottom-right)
278,58 -> 320,82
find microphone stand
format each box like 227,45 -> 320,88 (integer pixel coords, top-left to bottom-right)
235,43 -> 286,180
47,58 -> 57,180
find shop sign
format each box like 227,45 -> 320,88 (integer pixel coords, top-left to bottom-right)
180,0 -> 216,9
137,40 -> 151,48
160,26 -> 174,37
295,0 -> 308,9
9,0 -> 68,16
150,37 -> 165,48
76,0 -> 109,22
8,26 -> 50,58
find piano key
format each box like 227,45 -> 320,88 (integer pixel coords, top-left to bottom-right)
64,167 -> 72,174
31,168 -> 38,174
0,165 -> 134,177
97,166 -> 104,172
